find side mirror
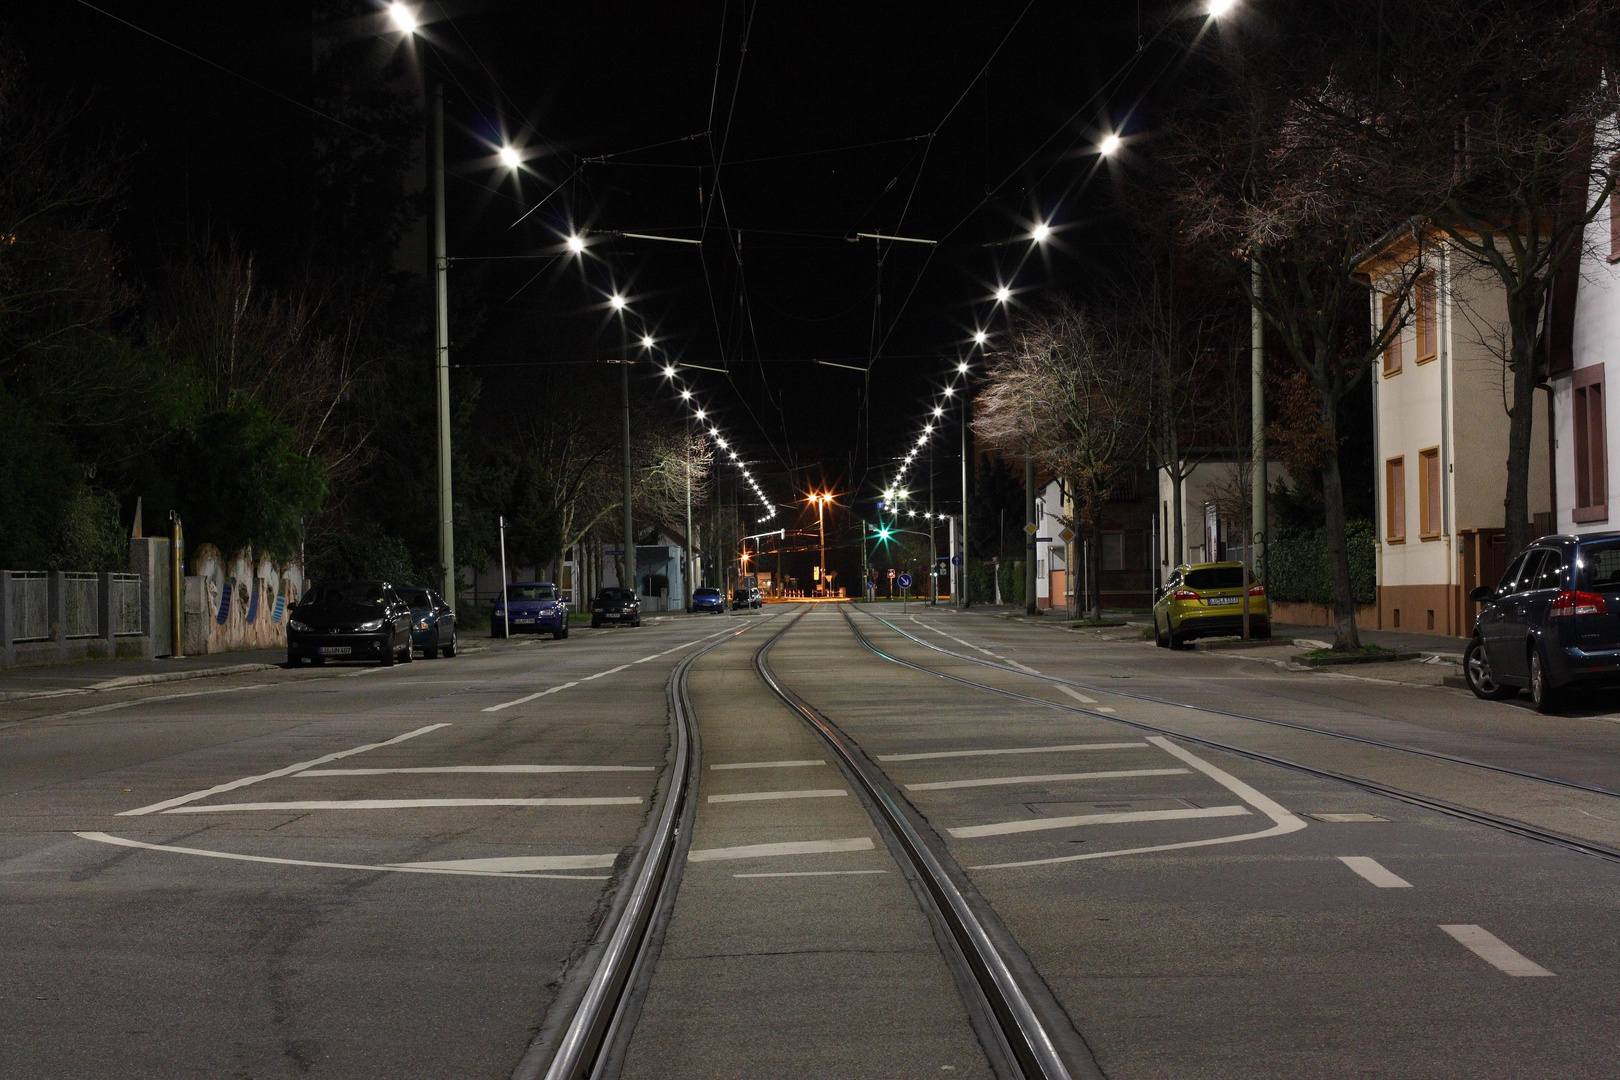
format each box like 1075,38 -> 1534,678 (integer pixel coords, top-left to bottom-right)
1469,585 -> 1494,603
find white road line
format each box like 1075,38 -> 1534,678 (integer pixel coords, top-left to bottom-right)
581,664 -> 630,681
1007,660 -> 1040,673
950,805 -> 1250,839
482,682 -> 577,712
162,797 -> 642,813
687,837 -> 874,862
1058,686 -> 1098,704
706,789 -> 848,804
393,853 -> 618,871
908,768 -> 1189,791
878,742 -> 1147,762
299,764 -> 655,776
116,723 -> 450,817
733,869 -> 890,878
1338,856 -> 1413,888
74,832 -> 607,880
26,681 -> 276,722
1440,925 -> 1554,977
482,628 -> 734,711
1096,707 -> 1116,713
911,616 -> 999,657
971,736 -> 1309,869
710,760 -> 826,771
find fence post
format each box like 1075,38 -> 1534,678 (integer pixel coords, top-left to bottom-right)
1,571 -> 12,669
99,571 -> 116,656
48,570 -> 67,662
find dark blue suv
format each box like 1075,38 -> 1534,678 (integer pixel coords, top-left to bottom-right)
1466,533 -> 1620,711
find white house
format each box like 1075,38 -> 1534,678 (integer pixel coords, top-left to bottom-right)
1362,232 -> 1551,636
1156,455 -> 1289,578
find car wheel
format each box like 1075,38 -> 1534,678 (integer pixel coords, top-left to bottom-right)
310,654 -> 326,666
631,616 -> 642,628
1168,625 -> 1187,650
559,624 -> 569,639
591,617 -> 603,629
443,631 -> 457,658
1154,620 -> 1169,648
1464,638 -> 1514,700
380,642 -> 396,666
424,633 -> 438,660
1529,647 -> 1559,713
401,637 -> 414,663
287,650 -> 302,667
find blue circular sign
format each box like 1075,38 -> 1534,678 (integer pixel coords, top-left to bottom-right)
896,573 -> 913,589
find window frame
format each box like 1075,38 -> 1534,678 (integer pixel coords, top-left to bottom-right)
1381,294 -> 1403,377
1414,272 -> 1438,363
1573,363 -> 1609,524
1418,446 -> 1442,540
1385,456 -> 1407,543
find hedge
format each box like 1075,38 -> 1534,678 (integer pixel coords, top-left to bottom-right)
1265,520 -> 1376,605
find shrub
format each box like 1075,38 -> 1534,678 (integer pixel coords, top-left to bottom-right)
1266,520 -> 1375,605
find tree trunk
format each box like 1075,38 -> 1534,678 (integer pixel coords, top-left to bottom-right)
1502,296 -> 1541,559
1088,519 -> 1104,621
1171,469 -> 1184,571
1318,391 -> 1361,651
1025,450 -> 1039,616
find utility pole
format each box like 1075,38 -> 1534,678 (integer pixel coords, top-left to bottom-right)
431,82 -> 455,608
960,385 -> 971,609
620,333 -> 635,598
817,497 -> 827,596
929,442 -> 937,605
683,423 -> 694,613
1251,259 -> 1266,585
1025,447 -> 1038,616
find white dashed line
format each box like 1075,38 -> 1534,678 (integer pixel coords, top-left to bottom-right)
394,853 -> 619,871
299,764 -> 655,776
1058,686 -> 1097,704
949,804 -> 1250,839
688,837 -> 874,862
733,869 -> 890,878
879,743 -> 1146,761
707,789 -> 848,804
1440,925 -> 1554,977
710,760 -> 826,771
162,797 -> 642,813
1338,856 -> 1412,888
906,768 -> 1189,791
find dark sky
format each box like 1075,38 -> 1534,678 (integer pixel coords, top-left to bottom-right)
14,0 -> 1164,582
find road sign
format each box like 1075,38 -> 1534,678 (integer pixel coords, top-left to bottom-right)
605,549 -> 624,556
887,568 -> 896,579
1023,522 -> 1037,536
950,554 -> 963,566
896,572 -> 913,589
1036,536 -> 1053,544
1059,527 -> 1075,544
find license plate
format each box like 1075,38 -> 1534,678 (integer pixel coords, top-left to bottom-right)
319,646 -> 352,655
513,618 -> 535,624
1205,596 -> 1242,606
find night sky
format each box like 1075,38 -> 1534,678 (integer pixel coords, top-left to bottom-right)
14,0 -> 1157,585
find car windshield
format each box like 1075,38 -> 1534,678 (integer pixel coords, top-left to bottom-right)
509,585 -> 556,601
598,588 -> 632,601
397,588 -> 431,607
695,588 -> 719,597
300,583 -> 385,606
1578,542 -> 1620,590
1184,566 -> 1246,590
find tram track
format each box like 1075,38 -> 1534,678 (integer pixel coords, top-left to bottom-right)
845,606 -> 1620,867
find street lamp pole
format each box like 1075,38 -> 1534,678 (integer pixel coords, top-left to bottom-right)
616,307 -> 636,598
431,81 -> 456,608
817,496 -> 827,596
960,377 -> 971,609
683,416 -> 693,613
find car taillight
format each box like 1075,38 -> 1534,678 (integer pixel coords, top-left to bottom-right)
1248,583 -> 1266,596
1548,590 -> 1608,617
1173,589 -> 1199,601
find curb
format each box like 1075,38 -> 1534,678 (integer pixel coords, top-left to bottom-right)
1294,650 -> 1423,667
0,661 -> 284,703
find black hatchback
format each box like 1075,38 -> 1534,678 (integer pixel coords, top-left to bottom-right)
287,580 -> 416,666
1465,533 -> 1620,711
591,587 -> 641,628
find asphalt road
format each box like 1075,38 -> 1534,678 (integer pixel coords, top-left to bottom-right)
4,602 -> 1618,1078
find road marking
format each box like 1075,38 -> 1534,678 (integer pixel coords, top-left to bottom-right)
687,837 -> 874,862
1058,686 -> 1097,704
707,789 -> 848,804
908,768 -> 1189,791
710,759 -> 826,771
24,681 -> 277,722
733,869 -> 890,878
482,628 -> 735,710
1312,813 -> 1390,823
483,682 -> 578,711
74,832 -> 607,880
949,804 -> 1249,839
117,723 -> 451,817
878,742 -> 1147,762
299,764 -> 655,776
970,736 -> 1308,868
1095,707 -> 1116,713
1440,925 -> 1554,977
1007,660 -> 1040,673
393,853 -> 619,871
582,664 -> 630,681
1338,856 -> 1412,888
162,797 -> 642,813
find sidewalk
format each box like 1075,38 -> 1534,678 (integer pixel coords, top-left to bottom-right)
0,649 -> 289,701
1272,623 -> 1468,660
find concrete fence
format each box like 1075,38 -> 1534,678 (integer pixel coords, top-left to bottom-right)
1,569 -> 157,669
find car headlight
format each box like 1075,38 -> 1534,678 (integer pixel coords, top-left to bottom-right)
288,619 -> 310,632
358,619 -> 385,631
414,618 -> 430,630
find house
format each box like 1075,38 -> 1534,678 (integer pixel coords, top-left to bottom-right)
1034,467 -> 1159,613
1361,231 -> 1552,636
1156,454 -> 1289,582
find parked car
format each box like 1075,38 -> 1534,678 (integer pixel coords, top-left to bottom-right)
591,587 -> 641,628
1465,532 -> 1620,712
286,580 -> 415,666
732,584 -> 762,610
494,582 -> 569,639
690,586 -> 726,614
1152,562 -> 1269,649
399,586 -> 457,658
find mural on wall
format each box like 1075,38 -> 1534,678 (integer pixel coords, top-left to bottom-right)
187,544 -> 305,653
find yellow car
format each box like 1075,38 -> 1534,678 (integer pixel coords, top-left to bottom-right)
1152,562 -> 1269,649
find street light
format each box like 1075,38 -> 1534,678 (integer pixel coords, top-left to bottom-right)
1208,0 -> 1236,14
610,293 -> 626,311
387,2 -> 416,33
566,233 -> 586,254
994,285 -> 1012,303
972,331 -> 987,346
1032,222 -> 1051,243
1099,133 -> 1123,157
498,145 -> 521,169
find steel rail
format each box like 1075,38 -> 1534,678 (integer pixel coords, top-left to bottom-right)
754,616 -> 1091,1080
863,609 -> 1620,802
532,608 -> 799,1080
843,607 -> 1620,868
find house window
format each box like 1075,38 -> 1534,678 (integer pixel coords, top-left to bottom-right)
1102,532 -> 1124,572
1419,447 -> 1441,539
1386,456 -> 1406,542
1573,364 -> 1608,523
1415,272 -> 1437,363
1382,294 -> 1403,376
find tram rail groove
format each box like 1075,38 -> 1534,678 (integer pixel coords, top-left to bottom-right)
757,614 -> 1101,1080
882,611 -> 1620,803
845,607 -> 1620,869
516,608 -> 799,1080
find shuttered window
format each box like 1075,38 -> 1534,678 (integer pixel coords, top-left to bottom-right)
1419,447 -> 1441,538
1415,272 -> 1437,362
1573,364 -> 1608,523
1386,456 -> 1406,542
1382,295 -> 1402,376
